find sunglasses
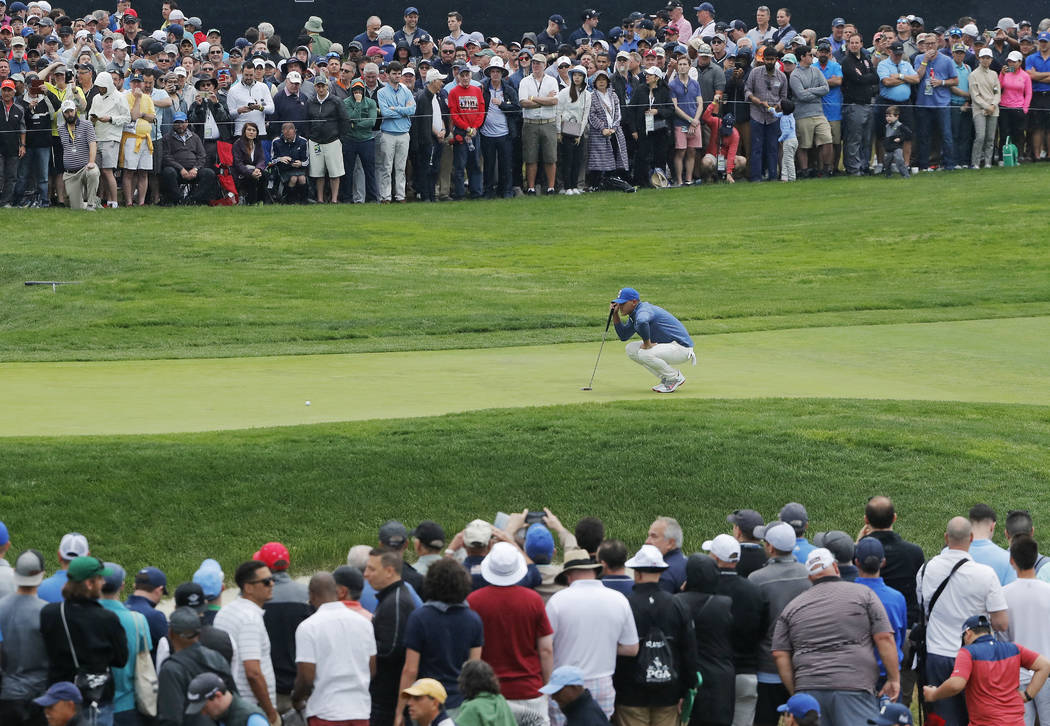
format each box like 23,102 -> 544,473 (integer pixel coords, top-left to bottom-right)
249,577 -> 275,586
441,49 -> 454,53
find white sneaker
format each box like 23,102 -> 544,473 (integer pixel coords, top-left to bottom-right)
664,372 -> 686,393
652,376 -> 673,392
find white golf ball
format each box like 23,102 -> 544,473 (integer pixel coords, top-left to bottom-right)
305,401 -> 311,406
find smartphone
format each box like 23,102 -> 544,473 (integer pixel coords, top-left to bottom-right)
525,510 -> 545,525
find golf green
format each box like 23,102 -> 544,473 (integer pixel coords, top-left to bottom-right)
2,316 -> 1046,436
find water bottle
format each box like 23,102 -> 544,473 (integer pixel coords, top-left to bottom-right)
925,68 -> 934,96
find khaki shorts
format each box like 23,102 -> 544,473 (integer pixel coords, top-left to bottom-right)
309,139 -> 344,178
522,121 -> 557,164
121,137 -> 153,170
98,140 -> 120,169
796,115 -> 833,149
828,119 -> 841,144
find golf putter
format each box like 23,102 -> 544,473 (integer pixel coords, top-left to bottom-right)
582,307 -> 616,390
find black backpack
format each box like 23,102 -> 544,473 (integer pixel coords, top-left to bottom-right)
635,625 -> 678,685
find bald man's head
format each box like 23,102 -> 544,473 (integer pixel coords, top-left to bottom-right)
946,517 -> 973,548
308,572 -> 339,605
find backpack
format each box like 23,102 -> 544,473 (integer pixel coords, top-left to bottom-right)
635,625 -> 678,685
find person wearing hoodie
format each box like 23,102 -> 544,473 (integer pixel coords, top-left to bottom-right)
677,554 -> 736,726
343,77 -> 380,203
87,70 -> 130,207
157,607 -> 237,726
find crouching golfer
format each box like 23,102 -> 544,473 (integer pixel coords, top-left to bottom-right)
611,287 -> 696,392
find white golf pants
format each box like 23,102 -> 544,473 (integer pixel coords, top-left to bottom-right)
625,340 -> 695,381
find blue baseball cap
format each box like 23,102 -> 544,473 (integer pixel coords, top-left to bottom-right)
868,702 -> 913,725
831,17 -> 845,27
693,2 -> 715,13
0,521 -> 8,546
1039,31 -> 1050,42
33,682 -> 83,707
962,614 -> 990,635
101,562 -> 126,594
539,666 -> 586,694
193,558 -> 224,599
854,536 -> 885,571
135,566 -> 168,594
612,287 -> 640,304
172,111 -> 188,121
404,6 -> 419,14
525,523 -> 555,564
777,694 -> 820,719
549,14 -> 566,25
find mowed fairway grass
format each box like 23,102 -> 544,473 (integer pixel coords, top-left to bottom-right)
2,167 -> 1049,582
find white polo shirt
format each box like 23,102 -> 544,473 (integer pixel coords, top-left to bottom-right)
213,597 -> 276,707
917,549 -> 1007,658
1003,578 -> 1050,683
295,601 -> 377,720
545,579 -> 638,679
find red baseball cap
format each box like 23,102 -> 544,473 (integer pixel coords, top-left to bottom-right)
253,541 -> 290,571
1,80 -> 16,90
123,8 -> 138,19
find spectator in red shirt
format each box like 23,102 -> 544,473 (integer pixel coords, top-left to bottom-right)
467,542 -> 554,725
924,614 -> 1050,726
446,66 -> 485,199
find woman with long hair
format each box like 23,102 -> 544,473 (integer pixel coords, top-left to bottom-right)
231,121 -> 267,203
556,65 -> 591,194
998,50 -> 1032,160
586,69 -> 631,190
456,660 -> 517,726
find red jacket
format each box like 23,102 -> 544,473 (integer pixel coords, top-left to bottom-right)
448,83 -> 486,132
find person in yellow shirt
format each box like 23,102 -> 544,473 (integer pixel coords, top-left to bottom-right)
121,73 -> 155,205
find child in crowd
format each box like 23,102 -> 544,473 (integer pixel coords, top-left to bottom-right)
776,98 -> 797,182
882,105 -> 912,178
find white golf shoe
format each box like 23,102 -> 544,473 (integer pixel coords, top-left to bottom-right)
653,372 -> 686,393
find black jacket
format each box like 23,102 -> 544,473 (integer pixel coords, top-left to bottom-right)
868,530 -> 925,626
411,86 -> 450,150
0,99 -> 26,156
370,581 -> 418,721
157,642 -> 237,726
307,94 -> 350,144
187,95 -> 233,142
22,91 -> 61,148
40,597 -> 129,702
625,81 -> 673,136
482,79 -> 520,138
714,569 -> 768,675
613,582 -> 698,707
841,50 -> 879,105
561,689 -> 611,726
612,71 -> 641,107
263,598 -> 314,694
678,556 -> 736,726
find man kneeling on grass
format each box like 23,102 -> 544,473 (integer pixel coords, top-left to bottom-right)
611,287 -> 696,393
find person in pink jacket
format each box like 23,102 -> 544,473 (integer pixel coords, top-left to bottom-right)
999,50 -> 1032,156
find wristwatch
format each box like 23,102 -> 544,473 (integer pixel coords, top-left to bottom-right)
1023,690 -> 1033,702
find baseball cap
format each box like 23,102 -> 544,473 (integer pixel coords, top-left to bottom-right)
13,549 -> 46,587
781,53 -> 797,64
480,541 -> 528,586
697,43 -> 713,56
727,509 -> 764,537
33,682 -> 83,708
778,693 -> 820,719
524,523 -> 555,564
379,521 -> 409,549
539,666 -> 586,695
805,547 -> 836,574
549,14 -> 566,26
404,6 -> 419,14
854,536 -> 885,571
59,532 -> 89,560
1040,31 -> 1050,42
332,564 -> 364,593
135,566 -> 169,594
286,71 -> 303,84
868,702 -> 913,725
693,2 -> 715,12
626,544 -> 670,569
889,41 -> 904,52
702,533 -> 741,563
997,17 -> 1016,31
643,65 -> 662,76
612,287 -> 640,303
463,519 -> 493,547
68,556 -> 112,582
952,43 -> 967,52
253,542 -> 291,571
978,47 -> 993,57
175,582 -> 207,611
812,531 -> 854,564
185,673 -> 227,714
101,562 -> 126,594
402,678 -> 447,703
962,614 -> 990,634
0,79 -> 12,90
192,559 -> 224,599
531,52 -> 546,63
1008,50 -> 1024,62
779,502 -> 808,528
59,98 -> 77,113
753,521 -> 796,552
170,606 -> 203,637
831,17 -> 845,27
425,69 -> 444,83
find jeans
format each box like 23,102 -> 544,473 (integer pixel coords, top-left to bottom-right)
343,138 -> 377,202
0,153 -> 18,205
950,106 -> 973,168
842,104 -> 873,173
413,141 -> 444,201
749,119 -> 779,181
377,131 -> 410,201
480,133 -> 512,197
452,137 -> 483,199
14,146 -> 50,203
972,112 -> 998,167
915,105 -> 954,169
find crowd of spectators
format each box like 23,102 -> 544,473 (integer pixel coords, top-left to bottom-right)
2,500 -> 1050,726
2,1 -> 1050,208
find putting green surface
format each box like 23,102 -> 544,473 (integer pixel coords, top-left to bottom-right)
3,315 -> 1047,437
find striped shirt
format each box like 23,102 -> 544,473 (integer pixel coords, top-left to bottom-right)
58,118 -> 97,172
213,597 -> 276,708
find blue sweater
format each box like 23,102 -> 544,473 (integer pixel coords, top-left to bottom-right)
377,83 -> 416,134
614,302 -> 693,347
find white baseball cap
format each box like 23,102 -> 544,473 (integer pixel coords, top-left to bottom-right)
464,519 -> 493,547
978,47 -> 993,58
754,521 -> 796,552
286,71 -> 302,83
425,68 -> 445,83
1007,50 -> 1024,62
625,544 -> 669,569
59,532 -> 89,560
805,547 -> 836,574
702,533 -> 741,563
168,9 -> 185,21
